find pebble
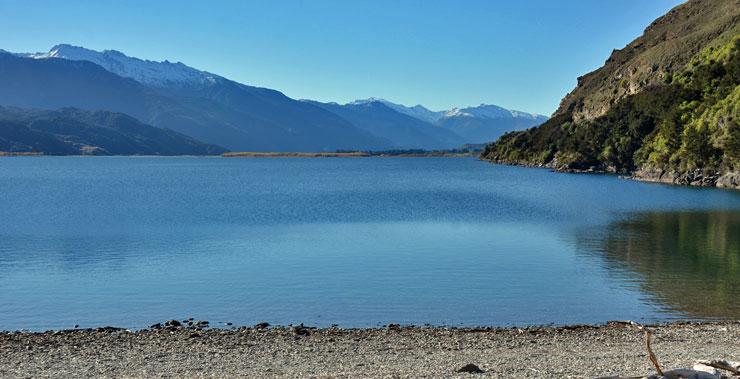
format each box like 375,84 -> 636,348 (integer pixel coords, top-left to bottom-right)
457,363 -> 485,373
164,320 -> 181,328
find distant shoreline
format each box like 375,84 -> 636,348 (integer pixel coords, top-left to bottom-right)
0,152 -> 44,157
0,151 -> 479,158
222,151 -> 370,158
2,321 -> 737,378
223,151 -> 477,158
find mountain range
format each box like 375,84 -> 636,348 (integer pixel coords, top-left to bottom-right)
345,98 -> 548,144
482,0 -> 739,189
0,44 -> 546,154
0,46 -> 389,152
305,100 -> 466,149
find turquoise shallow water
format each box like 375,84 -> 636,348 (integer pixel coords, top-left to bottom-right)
0,157 -> 738,330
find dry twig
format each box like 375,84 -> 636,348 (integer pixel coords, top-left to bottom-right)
629,322 -> 663,376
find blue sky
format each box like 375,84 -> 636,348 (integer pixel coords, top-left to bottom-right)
0,0 -> 684,115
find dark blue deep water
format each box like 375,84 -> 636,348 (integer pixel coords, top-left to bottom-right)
0,157 -> 738,330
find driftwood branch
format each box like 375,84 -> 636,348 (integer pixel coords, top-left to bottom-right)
630,322 -> 663,376
595,322 -> 738,379
644,329 -> 663,376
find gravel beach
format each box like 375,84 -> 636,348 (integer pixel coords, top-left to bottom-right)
1,321 -> 738,378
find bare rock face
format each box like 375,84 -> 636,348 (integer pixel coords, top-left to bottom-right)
632,168 -> 740,190
716,172 -> 740,189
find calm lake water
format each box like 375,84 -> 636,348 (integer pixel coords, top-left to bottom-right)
0,157 -> 738,330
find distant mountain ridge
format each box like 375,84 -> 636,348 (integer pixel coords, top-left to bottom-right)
307,100 -> 466,149
344,98 -> 548,144
348,98 -> 444,123
349,97 -> 547,124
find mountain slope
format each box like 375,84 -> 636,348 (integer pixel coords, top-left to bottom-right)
0,107 -> 225,155
308,100 -> 466,149
1,48 -> 391,152
483,0 -> 740,189
554,0 -> 740,124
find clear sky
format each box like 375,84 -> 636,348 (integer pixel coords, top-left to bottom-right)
0,0 -> 684,115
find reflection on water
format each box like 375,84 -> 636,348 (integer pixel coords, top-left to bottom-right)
579,211 -> 740,319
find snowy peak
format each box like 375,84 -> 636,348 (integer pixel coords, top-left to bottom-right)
341,98 -> 548,144
456,104 -> 510,119
22,44 -> 221,88
348,97 -> 385,105
446,104 -> 548,121
442,107 -> 472,118
347,98 -> 547,123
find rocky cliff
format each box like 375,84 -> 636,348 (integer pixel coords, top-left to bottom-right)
483,0 -> 740,189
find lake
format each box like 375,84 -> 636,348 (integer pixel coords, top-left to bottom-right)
0,157 -> 738,331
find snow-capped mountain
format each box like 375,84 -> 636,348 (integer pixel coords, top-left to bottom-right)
3,43 -> 548,149
1,46 -> 391,151
452,104 -> 509,119
308,99 -> 465,149
347,98 -> 548,143
21,44 -> 220,88
459,104 -> 546,121
350,98 -> 547,123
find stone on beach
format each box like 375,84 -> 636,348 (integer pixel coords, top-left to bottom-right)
457,363 -> 485,374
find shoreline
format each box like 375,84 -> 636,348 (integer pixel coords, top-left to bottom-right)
0,153 -> 477,158
222,152 -> 371,158
221,151 -> 479,158
3,321 -> 738,378
1,318 -> 726,334
482,158 -> 740,190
